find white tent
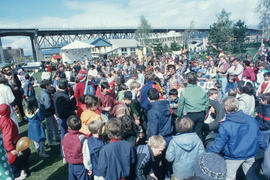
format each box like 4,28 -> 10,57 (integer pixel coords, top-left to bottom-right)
61,41 -> 94,64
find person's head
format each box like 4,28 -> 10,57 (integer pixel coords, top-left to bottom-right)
264,72 -> 270,81
167,64 -> 176,75
67,115 -> 81,131
25,74 -> 30,80
237,80 -> 254,95
258,62 -> 267,70
48,86 -> 56,96
100,81 -> 110,92
148,135 -> 166,157
154,66 -> 161,73
207,88 -> 218,100
26,98 -> 38,115
40,79 -> 51,89
223,96 -> 239,114
105,118 -> 122,140
85,95 -> 98,110
123,91 -> 132,105
243,60 -> 250,67
214,82 -> 221,90
57,78 -> 68,90
147,88 -> 159,102
87,119 -> 103,135
129,81 -> 141,93
260,93 -> 270,104
232,58 -> 240,66
228,88 -> 237,97
121,115 -> 133,132
186,72 -> 197,85
169,89 -> 178,101
194,152 -> 226,180
175,117 -> 194,133
0,74 -> 8,84
144,71 -> 155,82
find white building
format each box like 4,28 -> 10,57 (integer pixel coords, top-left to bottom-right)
107,39 -> 142,56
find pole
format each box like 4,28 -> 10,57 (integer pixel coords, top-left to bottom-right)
0,38 -> 5,63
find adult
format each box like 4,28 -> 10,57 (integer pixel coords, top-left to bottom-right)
208,97 -> 259,180
177,72 -> 209,139
216,55 -> 230,98
237,80 -> 255,116
227,58 -> 244,81
74,67 -> 88,106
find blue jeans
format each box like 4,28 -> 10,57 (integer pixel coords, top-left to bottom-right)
46,115 -> 59,144
258,129 -> 270,150
219,77 -> 228,99
68,164 -> 89,180
58,118 -> 68,157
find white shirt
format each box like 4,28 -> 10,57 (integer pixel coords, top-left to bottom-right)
0,84 -> 19,130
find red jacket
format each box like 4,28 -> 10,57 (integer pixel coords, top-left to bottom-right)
0,104 -> 20,164
74,82 -> 85,107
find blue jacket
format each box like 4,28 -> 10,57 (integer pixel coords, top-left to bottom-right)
256,103 -> 270,131
23,80 -> 35,98
208,110 -> 259,160
87,136 -> 105,176
97,140 -> 136,180
39,89 -> 55,117
166,132 -> 204,179
135,145 -> 155,180
146,100 -> 173,140
140,81 -> 157,110
26,110 -> 46,142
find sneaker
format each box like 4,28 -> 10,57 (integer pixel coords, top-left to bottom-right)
63,158 -> 67,164
48,141 -> 60,146
15,170 -> 27,180
39,152 -> 49,158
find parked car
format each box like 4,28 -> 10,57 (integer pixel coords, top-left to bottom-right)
22,61 -> 43,71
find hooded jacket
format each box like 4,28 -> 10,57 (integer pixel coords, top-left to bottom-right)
166,132 -> 204,179
208,110 -> 259,160
26,109 -> 46,142
146,100 -> 173,140
0,104 -> 20,164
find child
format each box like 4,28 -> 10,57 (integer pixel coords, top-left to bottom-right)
166,117 -> 204,180
97,119 -> 135,180
25,98 -> 49,157
97,81 -> 114,119
80,95 -> 102,135
169,89 -> 179,116
111,91 -> 132,118
121,115 -> 137,146
62,115 -> 91,180
83,120 -> 105,180
135,135 -> 166,180
23,74 -> 36,103
0,104 -> 30,179
256,72 -> 270,97
214,82 -> 222,102
225,74 -> 237,95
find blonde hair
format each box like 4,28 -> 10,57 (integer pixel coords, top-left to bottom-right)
223,96 -> 239,113
175,117 -> 194,133
148,135 -> 166,150
88,120 -> 103,134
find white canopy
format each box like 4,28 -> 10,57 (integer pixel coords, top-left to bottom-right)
61,40 -> 94,50
61,41 -> 94,63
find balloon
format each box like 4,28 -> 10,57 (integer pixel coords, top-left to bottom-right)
16,137 -> 31,152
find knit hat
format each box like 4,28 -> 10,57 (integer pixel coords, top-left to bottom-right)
194,152 -> 226,180
78,68 -> 88,82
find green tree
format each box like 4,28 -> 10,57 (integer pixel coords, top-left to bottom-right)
163,43 -> 170,53
151,39 -> 163,56
135,16 -> 152,46
170,41 -> 181,51
256,0 -> 270,37
232,20 -> 248,53
209,9 -> 233,53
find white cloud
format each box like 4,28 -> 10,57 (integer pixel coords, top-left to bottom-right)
0,0 -> 260,55
1,36 -> 32,56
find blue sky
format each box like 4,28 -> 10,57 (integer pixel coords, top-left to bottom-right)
0,0 -> 260,55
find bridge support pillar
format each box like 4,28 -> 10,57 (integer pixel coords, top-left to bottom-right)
30,33 -> 42,62
0,38 -> 5,63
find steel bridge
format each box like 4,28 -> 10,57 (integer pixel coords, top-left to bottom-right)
0,28 -> 261,62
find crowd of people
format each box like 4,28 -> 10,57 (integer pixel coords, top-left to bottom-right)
0,50 -> 270,180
